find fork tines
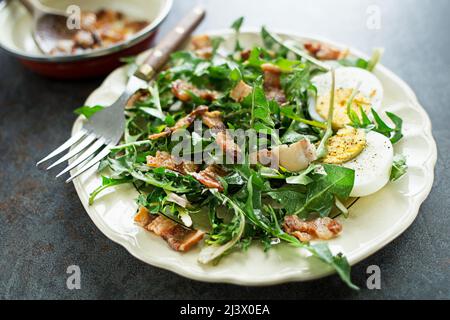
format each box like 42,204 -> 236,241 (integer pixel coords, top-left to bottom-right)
37,130 -> 112,183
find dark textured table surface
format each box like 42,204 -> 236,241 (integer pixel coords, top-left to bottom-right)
1,0 -> 449,300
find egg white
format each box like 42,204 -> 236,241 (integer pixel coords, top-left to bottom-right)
341,130 -> 393,197
308,67 -> 384,122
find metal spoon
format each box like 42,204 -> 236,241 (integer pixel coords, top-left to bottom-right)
19,0 -> 76,54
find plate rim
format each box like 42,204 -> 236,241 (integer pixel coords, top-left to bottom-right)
71,28 -> 438,286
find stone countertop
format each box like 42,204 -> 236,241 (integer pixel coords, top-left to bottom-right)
0,0 -> 449,299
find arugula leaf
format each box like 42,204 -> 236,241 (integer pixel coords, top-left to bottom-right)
307,242 -> 359,290
390,154 -> 408,181
246,177 -> 357,289
230,17 -> 244,52
249,78 -> 275,128
211,36 -> 225,56
386,111 -> 404,144
339,57 -> 369,69
74,105 -> 104,118
285,164 -> 321,185
338,48 -> 383,73
230,16 -> 244,32
198,191 -> 246,264
294,164 -> 355,217
348,107 -> 404,144
89,176 -> 132,205
267,187 -> 306,213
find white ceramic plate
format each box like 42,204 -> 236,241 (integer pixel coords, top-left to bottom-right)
71,30 -> 437,285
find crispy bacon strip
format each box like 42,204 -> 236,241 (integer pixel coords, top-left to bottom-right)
201,111 -> 241,160
171,79 -> 219,102
146,151 -> 198,175
304,42 -> 348,61
191,165 -> 226,191
146,151 -> 225,191
261,63 -> 287,104
201,111 -> 226,130
135,207 -> 204,252
230,80 -> 253,102
216,131 -> 241,161
126,89 -> 149,108
148,105 -> 209,140
191,34 -> 213,59
240,49 -> 251,61
134,206 -> 157,227
283,215 -> 342,242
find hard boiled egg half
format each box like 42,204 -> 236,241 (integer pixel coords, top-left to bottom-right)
322,127 -> 393,197
309,67 -> 384,129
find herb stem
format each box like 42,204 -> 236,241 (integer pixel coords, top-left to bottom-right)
316,68 -> 336,159
367,48 -> 384,72
111,140 -> 152,151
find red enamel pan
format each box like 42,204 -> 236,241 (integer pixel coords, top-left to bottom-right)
0,0 -> 173,79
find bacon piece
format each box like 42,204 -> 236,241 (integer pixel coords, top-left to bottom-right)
146,215 -> 205,252
261,63 -> 282,88
191,34 -> 211,50
201,111 -> 226,130
274,139 -> 317,172
304,42 -> 348,61
126,89 -> 149,108
73,30 -> 95,49
171,79 -> 219,102
190,34 -> 213,58
230,80 -> 253,102
146,151 -> 198,174
249,149 -> 279,168
191,165 -> 226,191
240,49 -> 251,61
261,63 -> 287,104
146,151 -> 226,191
216,131 -> 241,161
283,216 -> 343,242
265,88 -> 287,104
148,105 -> 209,140
201,111 -> 241,160
134,206 -> 157,227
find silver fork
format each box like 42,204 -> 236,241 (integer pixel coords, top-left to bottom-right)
37,7 -> 206,183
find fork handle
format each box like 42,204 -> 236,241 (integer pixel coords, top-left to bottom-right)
134,6 -> 206,81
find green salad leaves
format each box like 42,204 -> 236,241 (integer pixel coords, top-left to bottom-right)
84,17 -> 409,290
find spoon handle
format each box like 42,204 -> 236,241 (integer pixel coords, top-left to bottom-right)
134,6 -> 206,81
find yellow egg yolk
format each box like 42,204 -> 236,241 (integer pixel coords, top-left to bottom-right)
322,127 -> 366,164
316,88 -> 372,129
